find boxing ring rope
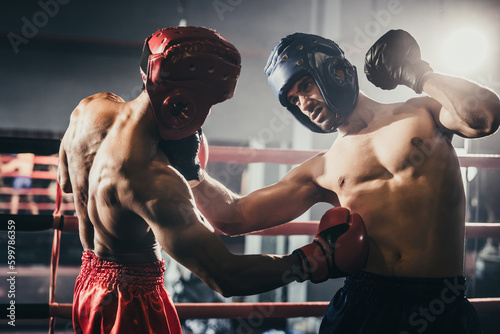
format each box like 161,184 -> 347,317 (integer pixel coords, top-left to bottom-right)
208,146 -> 500,169
2,140 -> 500,324
2,297 -> 500,321
1,214 -> 498,238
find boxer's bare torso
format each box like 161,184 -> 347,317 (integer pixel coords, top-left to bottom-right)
312,96 -> 465,277
59,91 -> 165,263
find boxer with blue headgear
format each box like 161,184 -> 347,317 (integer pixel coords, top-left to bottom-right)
265,33 -> 359,133
186,29 -> 499,334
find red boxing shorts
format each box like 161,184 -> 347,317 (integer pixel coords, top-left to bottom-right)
73,251 -> 181,334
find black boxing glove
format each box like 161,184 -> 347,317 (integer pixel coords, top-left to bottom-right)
364,29 -> 433,93
159,129 -> 202,181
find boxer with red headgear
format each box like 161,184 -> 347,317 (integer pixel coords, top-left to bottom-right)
59,26 -> 347,334
140,26 -> 241,140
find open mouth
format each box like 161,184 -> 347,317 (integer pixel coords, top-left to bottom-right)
310,106 -> 323,122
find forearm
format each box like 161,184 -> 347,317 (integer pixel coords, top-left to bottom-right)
201,253 -> 301,297
422,72 -> 500,136
191,170 -> 245,233
162,222 -> 303,297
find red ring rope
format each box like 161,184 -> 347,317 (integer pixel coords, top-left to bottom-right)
48,182 -> 63,334
1,214 -> 498,238
207,146 -> 500,168
3,298 -> 500,320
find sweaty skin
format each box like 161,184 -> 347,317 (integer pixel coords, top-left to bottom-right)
192,72 -> 500,278
58,91 -> 301,297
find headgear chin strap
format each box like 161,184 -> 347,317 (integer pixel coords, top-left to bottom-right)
141,26 -> 241,140
264,33 -> 359,133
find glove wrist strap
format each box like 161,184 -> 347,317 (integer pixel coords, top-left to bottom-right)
414,68 -> 433,94
292,249 -> 309,282
408,61 -> 433,94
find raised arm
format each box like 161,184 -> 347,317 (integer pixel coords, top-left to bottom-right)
364,29 -> 500,138
421,73 -> 500,138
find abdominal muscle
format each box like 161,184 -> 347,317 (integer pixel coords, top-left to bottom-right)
340,172 -> 466,278
319,106 -> 467,278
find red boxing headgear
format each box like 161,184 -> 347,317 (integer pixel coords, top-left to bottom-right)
140,26 -> 241,140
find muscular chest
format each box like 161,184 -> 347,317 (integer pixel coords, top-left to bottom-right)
319,111 -> 450,193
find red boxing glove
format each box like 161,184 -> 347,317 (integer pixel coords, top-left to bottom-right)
293,207 -> 368,283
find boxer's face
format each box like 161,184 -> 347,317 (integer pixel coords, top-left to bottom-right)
287,75 -> 339,132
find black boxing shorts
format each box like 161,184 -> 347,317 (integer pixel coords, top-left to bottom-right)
319,271 -> 483,334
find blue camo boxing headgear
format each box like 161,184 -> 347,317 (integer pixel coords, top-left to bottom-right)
264,33 -> 359,133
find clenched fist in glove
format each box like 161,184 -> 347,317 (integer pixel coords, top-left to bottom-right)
364,29 -> 433,94
293,207 -> 369,283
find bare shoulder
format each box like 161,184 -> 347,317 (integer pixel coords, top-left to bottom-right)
62,92 -> 127,158
126,162 -> 200,228
80,92 -> 125,106
404,96 -> 441,112
73,92 -> 124,115
283,150 -> 328,182
404,96 -> 453,137
281,149 -> 333,201
68,92 -> 125,131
